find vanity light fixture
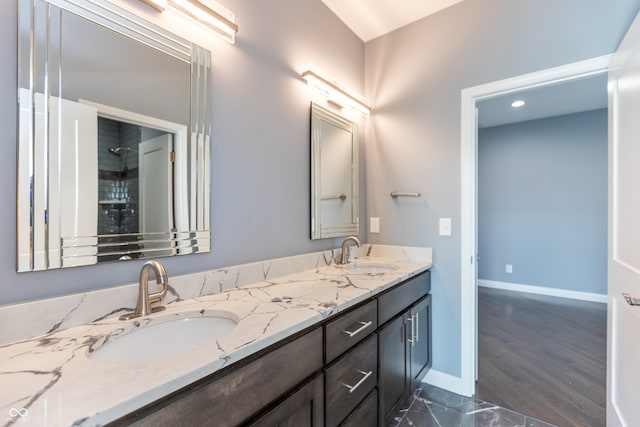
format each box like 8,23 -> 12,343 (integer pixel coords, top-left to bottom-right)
301,66 -> 371,117
511,100 -> 526,108
140,0 -> 238,43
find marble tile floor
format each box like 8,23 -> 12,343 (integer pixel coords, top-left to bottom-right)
393,384 -> 557,427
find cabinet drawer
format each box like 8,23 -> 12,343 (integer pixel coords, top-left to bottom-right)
378,271 -> 430,325
325,299 -> 377,363
126,328 -> 323,427
339,388 -> 377,427
325,334 -> 378,427
250,375 -> 324,427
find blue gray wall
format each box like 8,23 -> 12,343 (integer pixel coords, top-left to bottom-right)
0,0 -> 365,304
364,0 -> 639,378
478,110 -> 608,295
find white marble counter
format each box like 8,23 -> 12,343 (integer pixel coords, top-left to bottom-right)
0,247 -> 431,427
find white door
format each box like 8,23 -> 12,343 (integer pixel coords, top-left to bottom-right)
54,97 -> 98,268
607,11 -> 640,427
17,90 -> 98,270
139,134 -> 174,235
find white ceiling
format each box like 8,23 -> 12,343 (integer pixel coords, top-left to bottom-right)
320,0 -> 607,126
321,0 -> 465,42
477,74 -> 608,128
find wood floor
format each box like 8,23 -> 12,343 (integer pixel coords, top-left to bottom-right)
476,287 -> 607,427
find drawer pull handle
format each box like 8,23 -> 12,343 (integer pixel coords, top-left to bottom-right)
342,321 -> 373,338
343,370 -> 373,393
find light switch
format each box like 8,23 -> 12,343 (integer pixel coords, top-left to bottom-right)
439,218 -> 452,236
370,217 -> 380,233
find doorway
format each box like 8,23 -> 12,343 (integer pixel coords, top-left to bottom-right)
459,54 -> 612,396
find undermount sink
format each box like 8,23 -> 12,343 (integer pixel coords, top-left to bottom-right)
88,311 -> 238,364
344,262 -> 399,274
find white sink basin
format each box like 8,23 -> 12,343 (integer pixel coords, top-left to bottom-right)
344,262 -> 399,274
88,311 -> 238,364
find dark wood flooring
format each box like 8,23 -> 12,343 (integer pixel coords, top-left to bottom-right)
476,287 -> 607,427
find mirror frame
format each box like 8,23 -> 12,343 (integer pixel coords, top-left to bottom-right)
310,103 -> 359,239
17,0 -> 212,271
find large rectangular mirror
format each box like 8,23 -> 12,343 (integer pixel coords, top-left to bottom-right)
310,103 -> 359,239
17,0 -> 211,271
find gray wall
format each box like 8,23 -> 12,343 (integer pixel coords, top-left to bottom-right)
0,0 -> 365,304
478,110 -> 608,295
364,0 -> 639,377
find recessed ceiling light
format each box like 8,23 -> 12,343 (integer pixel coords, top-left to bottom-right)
511,100 -> 526,108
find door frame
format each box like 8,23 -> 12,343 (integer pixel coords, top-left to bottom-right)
459,54 -> 612,396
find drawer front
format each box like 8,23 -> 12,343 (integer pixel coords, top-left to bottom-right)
378,271 -> 430,325
127,328 -> 323,427
250,374 -> 324,427
339,388 -> 377,427
325,299 -> 377,363
325,334 -> 378,427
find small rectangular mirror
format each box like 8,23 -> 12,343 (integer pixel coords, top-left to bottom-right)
17,0 -> 211,271
310,103 -> 359,239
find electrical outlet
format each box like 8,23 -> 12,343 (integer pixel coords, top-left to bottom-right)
505,264 -> 513,274
370,217 -> 380,233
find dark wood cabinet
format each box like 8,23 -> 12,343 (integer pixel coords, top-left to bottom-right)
378,314 -> 411,427
325,300 -> 377,364
250,375 -> 324,427
325,334 -> 378,427
339,389 -> 378,427
378,271 -> 431,427
409,295 -> 431,390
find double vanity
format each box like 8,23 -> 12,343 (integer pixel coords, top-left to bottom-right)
9,2 -> 433,426
0,245 -> 432,426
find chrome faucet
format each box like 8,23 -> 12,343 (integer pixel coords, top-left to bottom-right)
340,236 -> 361,264
120,260 -> 169,320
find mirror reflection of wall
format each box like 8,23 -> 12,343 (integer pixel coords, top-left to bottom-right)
310,103 -> 359,239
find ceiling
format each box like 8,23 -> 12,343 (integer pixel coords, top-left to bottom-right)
477,74 -> 608,128
320,0 -> 608,127
321,0 -> 465,42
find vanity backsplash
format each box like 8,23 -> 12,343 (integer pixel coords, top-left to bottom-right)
0,244 -> 432,346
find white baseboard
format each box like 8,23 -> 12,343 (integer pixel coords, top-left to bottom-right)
422,369 -> 470,397
478,279 -> 607,303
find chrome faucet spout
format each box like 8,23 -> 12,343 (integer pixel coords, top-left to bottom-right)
340,236 -> 361,264
120,260 -> 169,320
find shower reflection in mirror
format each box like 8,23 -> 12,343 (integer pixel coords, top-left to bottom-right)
17,0 -> 211,272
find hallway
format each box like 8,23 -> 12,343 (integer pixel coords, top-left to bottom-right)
476,287 -> 607,426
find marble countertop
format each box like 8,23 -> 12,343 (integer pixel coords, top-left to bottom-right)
0,256 -> 431,426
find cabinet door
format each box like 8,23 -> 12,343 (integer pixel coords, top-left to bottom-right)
377,313 -> 411,427
410,295 -> 432,390
250,375 -> 324,427
339,388 -> 377,427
